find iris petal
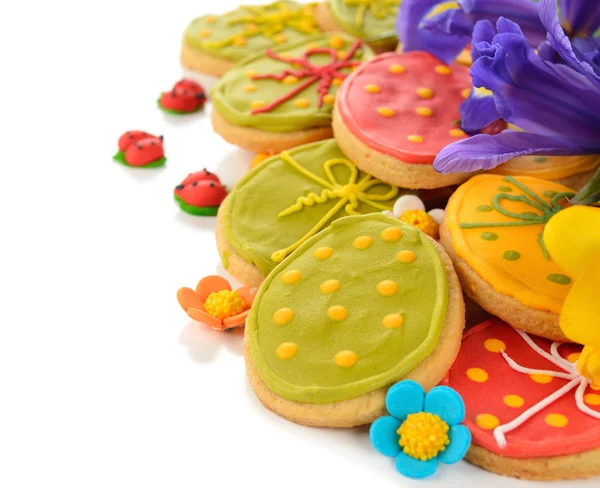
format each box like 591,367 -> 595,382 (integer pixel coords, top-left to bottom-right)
540,0 -> 600,85
438,425 -> 472,464
460,88 -> 501,133
424,386 -> 466,425
395,452 -> 438,479
433,130 -> 598,173
560,0 -> 600,38
386,380 -> 425,421
370,416 -> 402,457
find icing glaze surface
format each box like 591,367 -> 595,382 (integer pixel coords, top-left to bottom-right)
446,175 -> 574,313
337,51 -> 471,164
212,34 -> 373,132
224,139 -> 403,275
247,213 -> 448,403
184,1 -> 319,62
327,0 -> 399,40
447,319 -> 600,458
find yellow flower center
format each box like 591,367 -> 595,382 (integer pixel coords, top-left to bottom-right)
400,210 -> 440,239
203,290 -> 246,320
397,412 -> 450,461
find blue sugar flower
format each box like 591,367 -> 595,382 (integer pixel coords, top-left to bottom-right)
396,0 -> 545,65
369,380 -> 471,479
433,0 -> 600,176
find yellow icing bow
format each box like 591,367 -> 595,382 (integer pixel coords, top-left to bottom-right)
271,152 -> 398,262
544,205 -> 600,386
344,0 -> 399,27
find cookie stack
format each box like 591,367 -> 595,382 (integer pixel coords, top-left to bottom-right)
176,0 -> 600,482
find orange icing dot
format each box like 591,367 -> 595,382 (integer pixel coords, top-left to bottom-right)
397,250 -> 417,263
246,24 -> 259,33
353,235 -> 373,249
323,94 -> 336,104
337,51 -> 347,60
294,99 -> 311,108
484,338 -> 506,353
416,87 -> 434,99
435,65 -> 452,75
389,64 -> 406,73
467,367 -> 489,382
276,342 -> 298,359
251,100 -> 267,109
233,36 -> 247,46
329,35 -> 346,49
449,128 -> 466,137
335,350 -> 358,367
320,279 -> 340,294
383,313 -> 404,329
381,227 -> 403,241
416,106 -> 434,117
545,413 -> 568,428
283,75 -> 299,85
328,305 -> 348,321
274,34 -> 288,44
476,413 -> 500,430
332,78 -> 343,87
407,134 -> 423,143
244,84 -> 257,92
204,16 -> 217,24
376,280 -> 398,297
198,29 -> 212,38
314,246 -> 333,259
461,88 -> 471,99
530,374 -> 553,384
378,107 -> 395,117
280,270 -> 302,284
567,352 -> 581,362
503,395 -> 525,408
245,70 -> 258,79
273,308 -> 294,325
584,393 -> 600,405
365,84 -> 381,94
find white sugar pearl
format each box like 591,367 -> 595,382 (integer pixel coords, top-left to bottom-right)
393,195 -> 425,217
428,208 -> 446,225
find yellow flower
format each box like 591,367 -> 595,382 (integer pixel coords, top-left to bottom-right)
544,206 -> 600,385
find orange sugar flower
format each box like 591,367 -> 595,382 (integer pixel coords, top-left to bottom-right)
177,275 -> 256,331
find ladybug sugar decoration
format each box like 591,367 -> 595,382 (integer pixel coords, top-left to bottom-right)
158,78 -> 207,114
113,130 -> 166,168
174,169 -> 228,216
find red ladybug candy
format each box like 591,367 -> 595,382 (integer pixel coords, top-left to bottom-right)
173,79 -> 204,96
179,169 -> 221,187
124,136 -> 165,167
118,130 -> 154,152
174,170 -> 227,216
158,79 -> 206,114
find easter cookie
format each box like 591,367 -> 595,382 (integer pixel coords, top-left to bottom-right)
211,34 -> 373,153
333,51 -> 474,189
440,175 -> 576,341
315,0 -> 400,52
244,213 -> 465,427
491,154 -> 600,191
446,319 -> 600,480
181,1 -> 320,77
216,139 -> 403,288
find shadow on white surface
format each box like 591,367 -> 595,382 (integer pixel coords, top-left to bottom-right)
174,211 -> 218,232
179,320 -> 244,364
115,162 -> 166,183
159,109 -> 209,128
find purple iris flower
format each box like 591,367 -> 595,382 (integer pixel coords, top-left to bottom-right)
397,0 -> 546,65
432,0 -> 600,185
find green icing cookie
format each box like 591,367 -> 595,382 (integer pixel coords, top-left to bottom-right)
247,213 -> 449,404
184,1 -> 320,63
327,0 -> 400,43
211,33 -> 373,133
224,139 -> 406,276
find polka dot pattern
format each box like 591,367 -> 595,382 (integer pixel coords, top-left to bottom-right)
530,374 -> 553,384
397,250 -> 417,263
335,350 -> 357,367
381,227 -> 403,241
545,413 -> 568,428
383,313 -> 404,329
320,279 -> 340,294
503,395 -> 525,408
313,247 -> 333,259
276,342 -> 297,359
376,280 -> 398,297
467,367 -> 489,383
353,236 -> 373,249
280,270 -> 302,284
484,338 -> 506,353
328,305 -> 348,321
476,413 -> 500,430
273,308 -> 294,325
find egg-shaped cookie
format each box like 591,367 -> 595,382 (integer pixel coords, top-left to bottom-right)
333,51 -> 475,189
244,213 -> 465,427
216,139 -> 405,288
181,1 -> 321,77
441,174 -> 576,341
211,33 -> 373,153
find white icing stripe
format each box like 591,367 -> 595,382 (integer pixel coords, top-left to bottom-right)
490,330 -> 598,449
493,378 -> 580,448
500,351 -> 574,380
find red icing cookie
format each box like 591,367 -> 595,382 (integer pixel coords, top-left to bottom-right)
447,319 -> 600,459
337,51 -> 471,165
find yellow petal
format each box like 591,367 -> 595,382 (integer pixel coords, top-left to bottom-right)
560,254 -> 600,348
544,206 -> 600,279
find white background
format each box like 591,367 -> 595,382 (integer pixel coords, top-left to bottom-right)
0,1 -> 596,487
